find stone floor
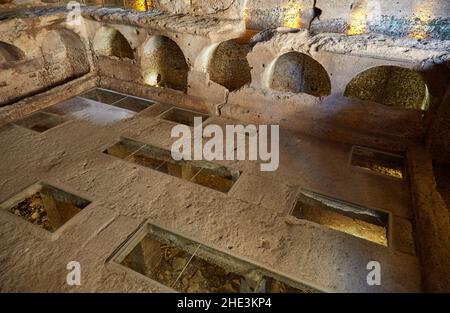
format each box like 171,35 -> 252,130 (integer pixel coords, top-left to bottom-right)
0,88 -> 421,292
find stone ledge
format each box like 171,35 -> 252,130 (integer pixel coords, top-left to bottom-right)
0,6 -> 246,41
82,7 -> 245,41
251,29 -> 450,65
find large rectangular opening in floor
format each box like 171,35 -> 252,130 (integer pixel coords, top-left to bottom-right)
79,88 -> 154,112
291,190 -> 389,246
14,112 -> 67,133
159,107 -> 209,127
350,145 -> 405,179
80,88 -> 125,104
103,137 -> 240,193
111,96 -> 155,112
112,223 -> 320,293
0,183 -> 91,232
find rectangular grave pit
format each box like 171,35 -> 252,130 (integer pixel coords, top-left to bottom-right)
350,145 -> 405,179
0,183 -> 91,232
112,223 -> 320,293
159,107 -> 209,127
291,190 -> 389,246
111,96 -> 154,112
79,88 -> 126,104
14,112 -> 67,133
103,137 -> 240,193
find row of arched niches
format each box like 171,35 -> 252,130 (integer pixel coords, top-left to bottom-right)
0,26 -> 437,111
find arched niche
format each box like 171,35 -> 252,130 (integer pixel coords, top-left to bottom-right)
93,26 -> 135,59
207,39 -> 252,91
41,29 -> 90,84
269,51 -> 331,97
141,36 -> 188,92
344,66 -> 430,110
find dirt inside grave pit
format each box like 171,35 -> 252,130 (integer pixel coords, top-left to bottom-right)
8,192 -> 82,232
292,195 -> 388,246
351,148 -> 404,179
362,163 -> 403,179
9,193 -> 52,231
122,242 -> 243,293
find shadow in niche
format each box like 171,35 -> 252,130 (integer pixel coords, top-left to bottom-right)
344,66 -> 430,110
208,38 -> 252,91
141,36 -> 188,92
269,51 -> 331,97
93,26 -> 134,59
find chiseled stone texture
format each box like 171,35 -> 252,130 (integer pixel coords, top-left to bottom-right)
0,98 -> 421,292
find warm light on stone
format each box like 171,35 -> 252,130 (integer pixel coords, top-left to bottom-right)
144,71 -> 160,86
409,4 -> 433,39
347,6 -> 367,35
124,0 -> 150,11
283,3 -> 301,28
0,0 -> 449,294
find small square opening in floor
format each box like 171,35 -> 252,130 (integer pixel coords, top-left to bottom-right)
0,183 -> 91,232
350,145 -> 405,179
159,107 -> 209,127
14,112 -> 67,133
291,190 -> 389,246
112,223 -> 320,293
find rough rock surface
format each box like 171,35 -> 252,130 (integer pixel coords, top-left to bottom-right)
0,94 -> 421,292
0,2 -> 449,293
